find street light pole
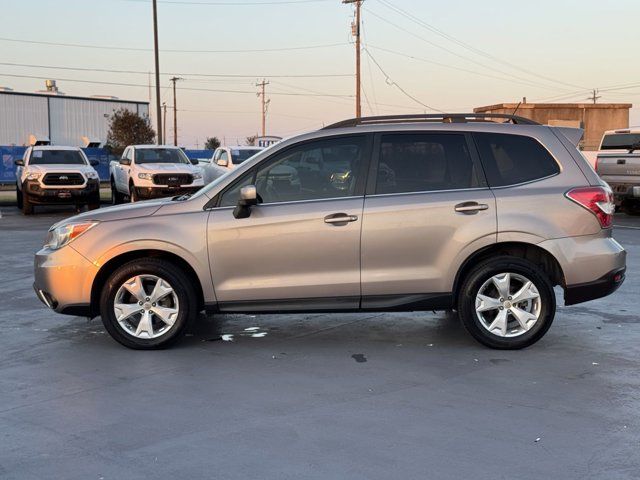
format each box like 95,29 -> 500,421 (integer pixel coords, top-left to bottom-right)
152,0 -> 162,144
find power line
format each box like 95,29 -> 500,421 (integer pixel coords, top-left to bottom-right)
364,8 -> 575,94
0,61 -> 352,79
126,0 -> 331,4
0,73 -> 353,98
375,0 -> 587,91
0,36 -> 349,54
363,48 -> 445,113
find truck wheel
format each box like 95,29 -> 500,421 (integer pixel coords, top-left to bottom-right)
16,183 -> 23,209
457,256 -> 555,350
88,193 -> 101,210
129,183 -> 139,202
111,178 -> 123,205
99,258 -> 197,349
22,192 -> 34,215
622,200 -> 640,216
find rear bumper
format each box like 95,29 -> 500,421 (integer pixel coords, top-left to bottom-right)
603,182 -> 640,203
24,179 -> 99,204
134,185 -> 201,200
565,267 -> 626,305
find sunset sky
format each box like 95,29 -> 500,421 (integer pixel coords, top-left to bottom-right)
2,0 -> 639,147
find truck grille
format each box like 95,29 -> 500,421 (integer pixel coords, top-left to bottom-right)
42,173 -> 85,186
153,173 -> 193,186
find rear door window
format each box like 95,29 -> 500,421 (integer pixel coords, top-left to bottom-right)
375,133 -> 481,194
473,133 -> 560,187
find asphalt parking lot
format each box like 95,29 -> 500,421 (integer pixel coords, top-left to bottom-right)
1,204 -> 639,480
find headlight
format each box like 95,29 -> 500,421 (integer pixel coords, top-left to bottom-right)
44,222 -> 98,250
26,172 -> 41,181
86,171 -> 99,179
138,173 -> 154,180
192,172 -> 203,180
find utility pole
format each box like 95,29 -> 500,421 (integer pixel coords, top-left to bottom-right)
256,79 -> 270,137
152,0 -> 162,144
588,88 -> 601,104
170,76 -> 182,146
162,102 -> 167,144
343,0 -> 362,118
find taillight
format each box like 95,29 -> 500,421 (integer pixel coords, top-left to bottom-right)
566,186 -> 614,228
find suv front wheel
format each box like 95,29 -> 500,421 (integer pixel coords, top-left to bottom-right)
457,257 -> 555,349
99,258 -> 197,349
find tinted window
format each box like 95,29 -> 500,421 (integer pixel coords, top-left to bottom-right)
376,134 -> 479,194
231,148 -> 261,164
29,150 -> 86,165
474,133 -> 559,187
135,148 -> 190,165
601,133 -> 640,150
219,137 -> 365,206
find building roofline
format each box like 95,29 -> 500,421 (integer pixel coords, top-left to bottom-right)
475,103 -> 633,112
0,89 -> 149,105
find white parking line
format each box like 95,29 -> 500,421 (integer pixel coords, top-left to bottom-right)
614,224 -> 640,230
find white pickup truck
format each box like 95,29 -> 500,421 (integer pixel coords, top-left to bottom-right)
15,146 -> 101,215
110,145 -> 204,203
595,128 -> 640,215
200,145 -> 263,184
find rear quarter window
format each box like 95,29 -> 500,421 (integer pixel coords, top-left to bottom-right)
473,133 -> 560,187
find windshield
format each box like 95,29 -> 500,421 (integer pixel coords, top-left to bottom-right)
601,133 -> 640,150
29,149 -> 86,165
135,148 -> 191,164
231,148 -> 262,165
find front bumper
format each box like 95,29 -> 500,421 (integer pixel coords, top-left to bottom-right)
33,245 -> 97,316
565,267 -> 626,305
134,185 -> 201,200
24,179 -> 99,204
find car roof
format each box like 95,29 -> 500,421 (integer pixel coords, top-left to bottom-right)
131,144 -> 182,149
31,145 -> 81,151
223,145 -> 263,150
602,128 -> 640,135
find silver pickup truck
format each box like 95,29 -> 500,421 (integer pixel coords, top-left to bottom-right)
595,128 -> 640,215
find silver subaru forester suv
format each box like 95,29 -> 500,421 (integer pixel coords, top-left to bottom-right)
34,114 -> 626,350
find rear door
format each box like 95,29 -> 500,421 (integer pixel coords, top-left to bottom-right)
360,132 -> 496,304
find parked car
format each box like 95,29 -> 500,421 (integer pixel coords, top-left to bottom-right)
34,114 -> 626,350
109,145 -> 204,203
15,146 -> 100,215
595,128 -> 640,215
201,146 -> 263,184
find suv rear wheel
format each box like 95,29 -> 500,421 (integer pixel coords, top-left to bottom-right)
457,257 -> 555,349
99,258 -> 197,349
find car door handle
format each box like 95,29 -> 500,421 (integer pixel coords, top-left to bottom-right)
324,213 -> 358,224
454,202 -> 489,214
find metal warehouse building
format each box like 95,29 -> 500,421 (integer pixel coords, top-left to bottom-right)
0,81 -> 149,147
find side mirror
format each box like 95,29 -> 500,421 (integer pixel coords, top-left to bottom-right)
89,160 -> 99,167
217,158 -> 228,167
190,158 -> 199,165
14,159 -> 24,166
233,185 -> 258,219
119,158 -> 130,166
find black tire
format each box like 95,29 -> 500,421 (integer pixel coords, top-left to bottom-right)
622,200 -> 640,216
16,184 -> 23,209
129,183 -> 138,202
111,178 -> 124,205
457,256 -> 555,350
88,193 -> 101,210
100,258 -> 197,349
22,192 -> 34,215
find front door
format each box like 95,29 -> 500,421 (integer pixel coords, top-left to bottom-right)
207,135 -> 371,311
361,132 -> 497,303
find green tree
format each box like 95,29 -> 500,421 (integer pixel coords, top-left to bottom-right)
204,136 -> 221,150
106,109 -> 155,156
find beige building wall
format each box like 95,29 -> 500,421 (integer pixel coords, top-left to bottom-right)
474,103 -> 631,150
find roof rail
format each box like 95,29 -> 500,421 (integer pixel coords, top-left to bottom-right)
322,113 -> 540,130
